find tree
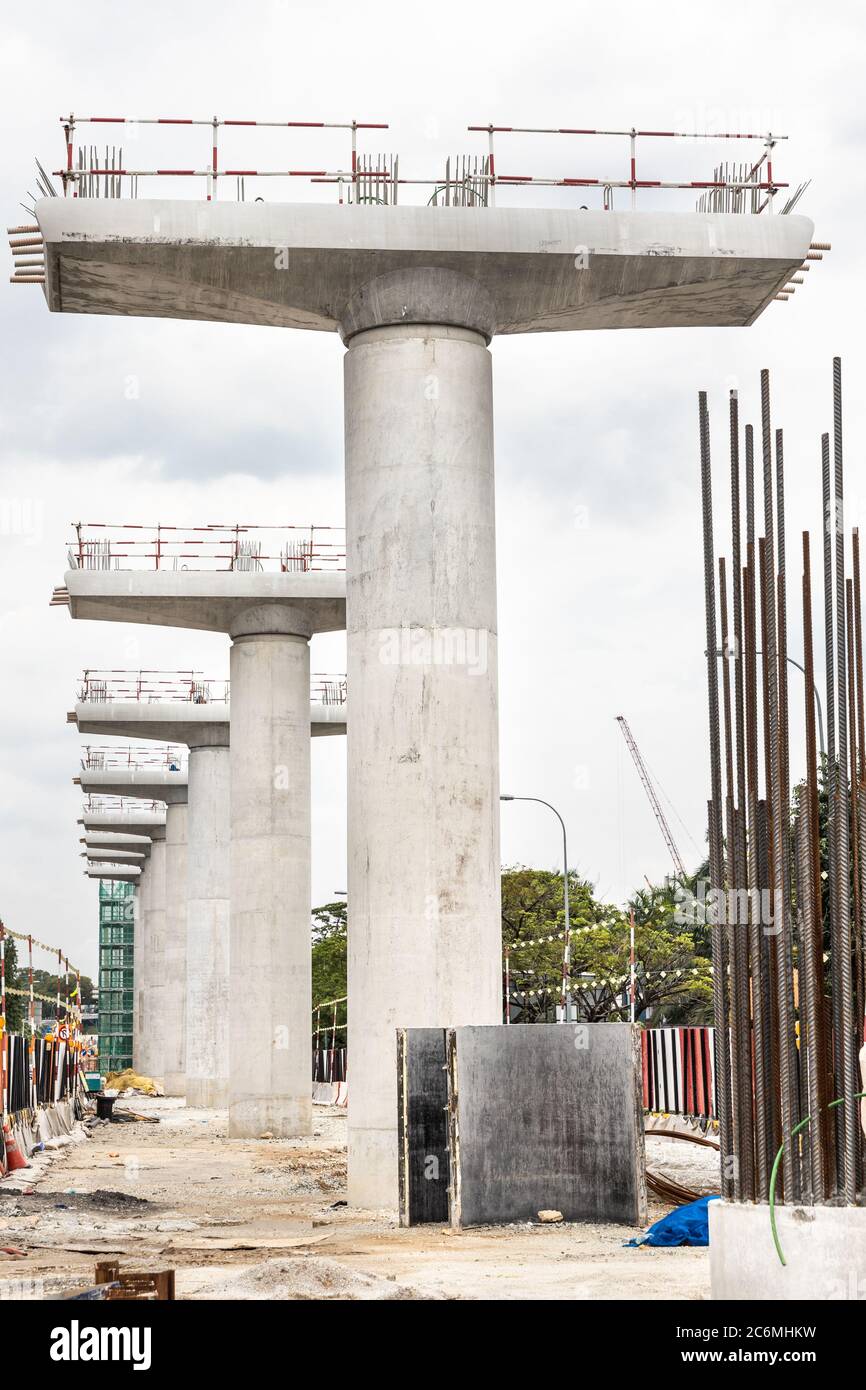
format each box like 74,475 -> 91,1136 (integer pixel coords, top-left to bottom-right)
31,971 -> 96,1016
502,865 -> 713,1025
3,936 -> 24,1033
311,901 -> 347,1037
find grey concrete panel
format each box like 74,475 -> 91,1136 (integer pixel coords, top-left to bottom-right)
397,1028 -> 450,1226
446,1023 -> 646,1228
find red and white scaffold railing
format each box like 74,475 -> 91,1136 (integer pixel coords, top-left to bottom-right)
77,670 -> 230,705
55,114 -> 388,202
79,744 -> 188,771
469,123 -> 795,212
42,113 -> 799,213
81,793 -> 164,815
76,669 -> 347,706
65,522 -> 346,573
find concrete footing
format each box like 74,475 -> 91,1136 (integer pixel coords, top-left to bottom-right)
710,1200 -> 866,1299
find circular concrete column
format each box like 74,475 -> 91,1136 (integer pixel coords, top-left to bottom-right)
132,872 -> 148,1071
162,800 -> 188,1097
342,269 -> 503,1209
185,742 -> 231,1109
228,605 -> 312,1138
139,837 -> 167,1080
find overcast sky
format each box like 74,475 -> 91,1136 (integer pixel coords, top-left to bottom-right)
0,1 -> 862,979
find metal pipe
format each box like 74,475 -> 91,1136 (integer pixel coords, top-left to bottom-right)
500,796 -> 571,1016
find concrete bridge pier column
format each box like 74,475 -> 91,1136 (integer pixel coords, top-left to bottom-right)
139,836 -> 167,1081
229,606 -> 312,1138
132,872 -> 148,1072
162,800 -> 188,1097
185,742 -> 231,1108
341,269 -> 503,1209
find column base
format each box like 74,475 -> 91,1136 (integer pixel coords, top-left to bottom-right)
710,1200 -> 866,1299
347,1127 -> 399,1212
228,1097 -> 312,1139
162,1072 -> 186,1099
185,1077 -> 229,1110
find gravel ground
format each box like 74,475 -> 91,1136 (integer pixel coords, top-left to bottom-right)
0,1098 -> 716,1301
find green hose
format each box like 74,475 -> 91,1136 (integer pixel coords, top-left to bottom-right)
768,1090 -> 865,1265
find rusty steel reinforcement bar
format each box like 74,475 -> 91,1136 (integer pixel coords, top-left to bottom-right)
744,422 -> 771,1197
760,369 -> 800,1201
699,391 -> 734,1197
822,428 -> 844,1193
847,579 -> 864,1082
730,392 -> 755,1199
832,357 -> 858,1201
802,531 -> 832,1187
720,555 -> 744,1198
795,807 -> 825,1201
701,357 -> 866,1208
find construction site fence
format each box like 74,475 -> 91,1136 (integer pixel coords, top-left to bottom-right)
3,1033 -> 79,1121
642,1026 -> 724,1121
313,1046 -> 347,1085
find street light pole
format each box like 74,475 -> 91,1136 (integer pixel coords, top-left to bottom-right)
714,647 -> 825,758
500,795 -> 571,1020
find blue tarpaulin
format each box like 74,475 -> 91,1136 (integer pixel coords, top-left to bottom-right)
626,1194 -> 720,1248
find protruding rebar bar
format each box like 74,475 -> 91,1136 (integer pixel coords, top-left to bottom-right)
796,807 -> 824,1200
822,429 -> 843,1192
802,531 -> 831,1186
832,356 -> 857,1201
729,394 -> 755,1197
761,368 -> 799,1200
699,391 -> 734,1198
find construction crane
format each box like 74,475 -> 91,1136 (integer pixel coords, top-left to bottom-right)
615,715 -> 687,879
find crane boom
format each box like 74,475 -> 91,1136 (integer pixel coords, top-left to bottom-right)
615,714 -> 687,879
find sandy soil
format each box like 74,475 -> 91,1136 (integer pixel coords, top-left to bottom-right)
0,1099 -> 714,1300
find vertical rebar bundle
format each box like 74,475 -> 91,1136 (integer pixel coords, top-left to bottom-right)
699,358 -> 865,1206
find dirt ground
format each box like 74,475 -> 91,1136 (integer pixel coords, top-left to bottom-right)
0,1099 -> 715,1300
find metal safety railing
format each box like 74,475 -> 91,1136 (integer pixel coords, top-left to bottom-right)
34,113 -> 798,215
82,794 -> 164,815
76,670 -> 347,706
54,114 -> 388,203
77,670 -> 229,705
80,744 -> 188,771
66,522 -> 345,573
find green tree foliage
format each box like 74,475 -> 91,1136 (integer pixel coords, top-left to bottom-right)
502,864 -> 713,1025
3,936 -> 24,1033
31,971 -> 96,1015
310,870 -> 714,1034
311,901 -> 347,1039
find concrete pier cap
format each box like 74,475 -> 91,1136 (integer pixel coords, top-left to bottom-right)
84,847 -> 145,862
36,199 -> 814,332
83,831 -> 152,856
86,862 -> 140,883
81,811 -> 166,839
79,768 -> 188,802
61,569 -> 345,637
